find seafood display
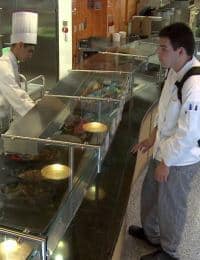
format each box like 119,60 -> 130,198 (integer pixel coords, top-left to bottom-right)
81,79 -> 123,98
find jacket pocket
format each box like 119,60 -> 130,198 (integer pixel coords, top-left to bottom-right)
163,99 -> 180,132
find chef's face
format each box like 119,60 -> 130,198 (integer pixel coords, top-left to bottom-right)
17,43 -> 35,62
157,37 -> 180,69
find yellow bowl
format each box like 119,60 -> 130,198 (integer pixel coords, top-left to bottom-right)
41,164 -> 71,180
82,122 -> 108,133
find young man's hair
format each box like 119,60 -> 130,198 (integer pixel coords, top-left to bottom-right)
159,22 -> 195,56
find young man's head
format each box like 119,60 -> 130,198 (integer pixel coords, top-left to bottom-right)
157,23 -> 195,71
11,43 -> 35,62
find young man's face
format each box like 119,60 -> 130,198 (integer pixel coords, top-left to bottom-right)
157,37 -> 179,69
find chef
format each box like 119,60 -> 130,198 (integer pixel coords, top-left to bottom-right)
0,11 -> 38,132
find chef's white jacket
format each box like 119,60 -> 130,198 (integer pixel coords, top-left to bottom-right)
153,56 -> 200,166
0,51 -> 34,119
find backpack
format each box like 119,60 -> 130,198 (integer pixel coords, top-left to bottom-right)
161,67 -> 200,104
161,66 -> 200,147
174,66 -> 200,104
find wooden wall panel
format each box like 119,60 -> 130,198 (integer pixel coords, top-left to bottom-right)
107,0 -> 126,33
72,0 -> 107,65
72,0 -> 137,65
127,0 -> 137,21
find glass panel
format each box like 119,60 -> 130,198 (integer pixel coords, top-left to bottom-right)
53,71 -> 130,100
0,72 -> 124,253
55,97 -> 119,145
0,137 -> 99,235
77,53 -> 144,72
114,38 -> 158,58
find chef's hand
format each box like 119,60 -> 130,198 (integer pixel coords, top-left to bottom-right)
154,161 -> 169,183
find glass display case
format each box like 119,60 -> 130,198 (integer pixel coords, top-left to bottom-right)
77,48 -> 161,85
99,37 -> 160,77
0,45 -> 147,258
77,52 -> 144,77
51,70 -> 131,101
0,73 -> 126,258
104,37 -> 158,62
78,36 -> 127,62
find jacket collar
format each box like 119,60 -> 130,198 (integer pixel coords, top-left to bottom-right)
173,56 -> 198,82
7,51 -> 20,84
7,50 -> 19,70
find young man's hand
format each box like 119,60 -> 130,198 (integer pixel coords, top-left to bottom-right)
131,127 -> 157,154
154,161 -> 169,182
131,137 -> 154,154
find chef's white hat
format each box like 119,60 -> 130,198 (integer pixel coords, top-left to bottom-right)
11,11 -> 38,44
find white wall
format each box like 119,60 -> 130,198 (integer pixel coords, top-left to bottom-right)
58,0 -> 72,80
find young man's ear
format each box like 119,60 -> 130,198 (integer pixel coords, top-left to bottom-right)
178,47 -> 186,56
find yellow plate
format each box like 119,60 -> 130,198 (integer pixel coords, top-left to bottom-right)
82,122 -> 108,133
41,164 -> 71,180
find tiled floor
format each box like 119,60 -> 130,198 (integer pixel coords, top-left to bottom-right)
118,157 -> 200,260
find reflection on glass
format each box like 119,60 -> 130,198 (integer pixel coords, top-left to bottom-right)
1,239 -> 18,252
85,185 -> 106,201
0,238 -> 32,259
55,254 -> 64,260
58,241 -> 65,249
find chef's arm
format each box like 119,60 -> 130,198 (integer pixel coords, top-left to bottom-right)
0,74 -> 34,116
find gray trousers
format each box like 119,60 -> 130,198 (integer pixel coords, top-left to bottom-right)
141,159 -> 200,259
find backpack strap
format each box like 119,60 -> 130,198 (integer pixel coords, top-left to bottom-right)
175,66 -> 200,104
160,68 -> 170,90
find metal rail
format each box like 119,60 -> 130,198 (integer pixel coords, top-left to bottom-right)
19,74 -> 45,97
45,94 -> 121,103
73,69 -> 131,74
2,134 -> 101,150
99,51 -> 150,60
28,75 -> 46,97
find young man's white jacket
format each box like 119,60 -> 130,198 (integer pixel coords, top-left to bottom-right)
153,56 -> 200,166
0,51 -> 34,120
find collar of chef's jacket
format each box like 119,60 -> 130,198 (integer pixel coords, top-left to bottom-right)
7,50 -> 19,71
173,56 -> 196,82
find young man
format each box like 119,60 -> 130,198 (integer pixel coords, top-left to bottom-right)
0,12 -> 38,131
129,23 -> 200,260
